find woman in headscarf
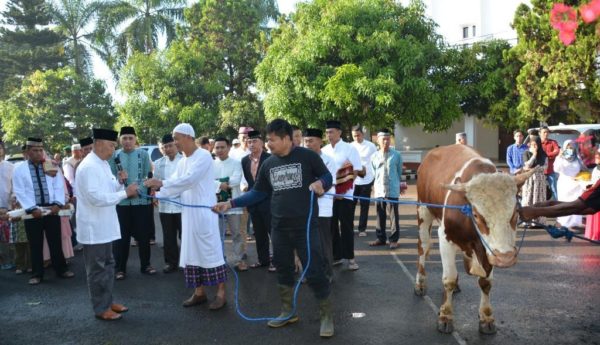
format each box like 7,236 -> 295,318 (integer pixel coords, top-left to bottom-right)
554,139 -> 587,230
521,136 -> 548,226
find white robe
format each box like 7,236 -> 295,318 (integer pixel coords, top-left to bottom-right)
554,156 -> 585,227
156,148 -> 224,269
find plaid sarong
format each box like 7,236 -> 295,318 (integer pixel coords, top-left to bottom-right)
184,264 -> 228,288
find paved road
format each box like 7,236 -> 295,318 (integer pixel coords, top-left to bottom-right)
1,183 -> 599,345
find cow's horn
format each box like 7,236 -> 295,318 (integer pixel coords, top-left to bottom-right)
443,182 -> 467,192
513,168 -> 537,188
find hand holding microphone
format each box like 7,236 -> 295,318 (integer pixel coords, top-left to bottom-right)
114,157 -> 128,186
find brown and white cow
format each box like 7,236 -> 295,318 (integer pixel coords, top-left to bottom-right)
414,144 -> 533,335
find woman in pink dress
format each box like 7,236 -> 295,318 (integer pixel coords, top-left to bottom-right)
42,161 -> 74,261
585,151 -> 600,241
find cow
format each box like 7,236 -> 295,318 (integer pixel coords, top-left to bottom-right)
414,144 -> 534,335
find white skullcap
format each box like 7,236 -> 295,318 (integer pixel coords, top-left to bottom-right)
173,123 -> 195,138
71,144 -> 81,151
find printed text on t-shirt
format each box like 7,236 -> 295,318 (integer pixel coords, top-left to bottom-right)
270,163 -> 303,191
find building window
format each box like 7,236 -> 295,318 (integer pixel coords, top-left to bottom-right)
472,25 -> 477,37
462,26 -> 469,38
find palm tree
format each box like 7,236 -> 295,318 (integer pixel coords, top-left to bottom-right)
49,0 -> 104,77
96,0 -> 185,73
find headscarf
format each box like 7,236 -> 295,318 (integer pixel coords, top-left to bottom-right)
525,136 -> 547,167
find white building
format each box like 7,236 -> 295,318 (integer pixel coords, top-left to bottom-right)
397,0 -> 530,166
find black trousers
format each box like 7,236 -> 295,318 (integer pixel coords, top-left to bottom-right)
331,198 -> 355,260
24,215 -> 67,279
148,204 -> 156,241
375,198 -> 400,243
159,212 -> 181,267
353,182 -> 373,232
114,205 -> 152,273
249,206 -> 271,265
272,217 -> 330,300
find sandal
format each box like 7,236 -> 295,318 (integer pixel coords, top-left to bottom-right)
249,262 -> 266,269
142,266 -> 157,275
115,272 -> 126,280
369,239 -> 386,247
28,277 -> 41,285
268,263 -> 276,272
389,242 -> 399,249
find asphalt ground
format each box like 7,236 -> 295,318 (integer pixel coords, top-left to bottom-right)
1,182 -> 599,345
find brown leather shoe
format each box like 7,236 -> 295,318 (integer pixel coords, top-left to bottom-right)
111,303 -> 129,313
95,310 -> 122,321
182,293 -> 208,307
209,296 -> 226,310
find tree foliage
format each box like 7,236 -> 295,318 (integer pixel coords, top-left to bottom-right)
117,0 -> 279,141
509,0 -> 600,125
49,0 -> 104,77
0,0 -> 67,97
0,67 -> 115,151
96,0 -> 186,73
256,0 -> 463,132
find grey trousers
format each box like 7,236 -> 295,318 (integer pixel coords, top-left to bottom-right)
83,243 -> 115,314
318,217 -> 333,279
218,214 -> 246,263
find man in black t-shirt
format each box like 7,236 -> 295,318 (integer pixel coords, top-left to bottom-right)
520,179 -> 600,220
214,119 -> 334,338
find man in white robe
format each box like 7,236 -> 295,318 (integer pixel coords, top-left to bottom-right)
76,128 -> 138,320
144,123 -> 227,311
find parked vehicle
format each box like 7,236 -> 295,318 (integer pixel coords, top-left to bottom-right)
139,145 -> 163,162
528,123 -> 600,148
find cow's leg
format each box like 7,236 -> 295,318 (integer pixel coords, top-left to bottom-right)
414,205 -> 433,296
437,225 -> 458,334
478,271 -> 497,334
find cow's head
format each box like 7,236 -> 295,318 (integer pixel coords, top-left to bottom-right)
445,170 -> 535,268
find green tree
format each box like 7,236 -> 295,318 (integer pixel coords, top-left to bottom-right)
95,0 -> 186,73
49,0 -> 104,77
185,0 -> 278,133
0,0 -> 67,97
0,67 -> 115,151
510,0 -> 600,126
256,0 -> 463,132
453,39 -> 522,129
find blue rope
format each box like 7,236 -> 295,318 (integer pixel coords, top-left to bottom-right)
141,190 -> 315,322
528,221 -> 600,245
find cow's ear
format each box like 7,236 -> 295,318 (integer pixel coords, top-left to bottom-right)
443,183 -> 466,193
513,168 -> 537,188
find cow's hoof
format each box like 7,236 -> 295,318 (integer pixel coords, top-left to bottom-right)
437,320 -> 454,334
414,285 -> 427,296
479,321 -> 497,335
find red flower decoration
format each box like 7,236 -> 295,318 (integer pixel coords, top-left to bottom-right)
559,29 -> 577,45
550,3 -> 578,30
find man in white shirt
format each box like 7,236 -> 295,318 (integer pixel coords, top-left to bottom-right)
351,126 -> 377,237
13,137 -> 75,285
304,128 -> 336,279
229,126 -> 253,161
322,120 -> 363,271
153,134 -> 183,273
76,128 -> 138,321
213,137 -> 247,271
145,123 -> 228,311
63,144 -> 82,189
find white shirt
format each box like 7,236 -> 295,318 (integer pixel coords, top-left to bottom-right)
154,154 -> 183,214
351,139 -> 377,185
322,140 -> 362,200
157,149 -> 224,269
229,147 -> 250,161
13,160 -> 65,211
63,156 -> 79,187
0,161 -> 13,209
75,152 -> 127,245
318,152 -> 337,217
213,157 -> 243,215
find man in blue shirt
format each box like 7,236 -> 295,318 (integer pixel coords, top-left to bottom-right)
506,130 -> 528,175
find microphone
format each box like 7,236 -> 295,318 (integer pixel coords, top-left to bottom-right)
114,156 -> 127,186
147,171 -> 153,196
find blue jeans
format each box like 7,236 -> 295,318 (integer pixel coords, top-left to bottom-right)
271,216 -> 330,300
546,173 -> 558,200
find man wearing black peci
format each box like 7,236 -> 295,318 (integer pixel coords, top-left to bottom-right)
240,130 -> 273,270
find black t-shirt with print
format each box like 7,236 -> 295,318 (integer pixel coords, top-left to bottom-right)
253,146 -> 329,221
